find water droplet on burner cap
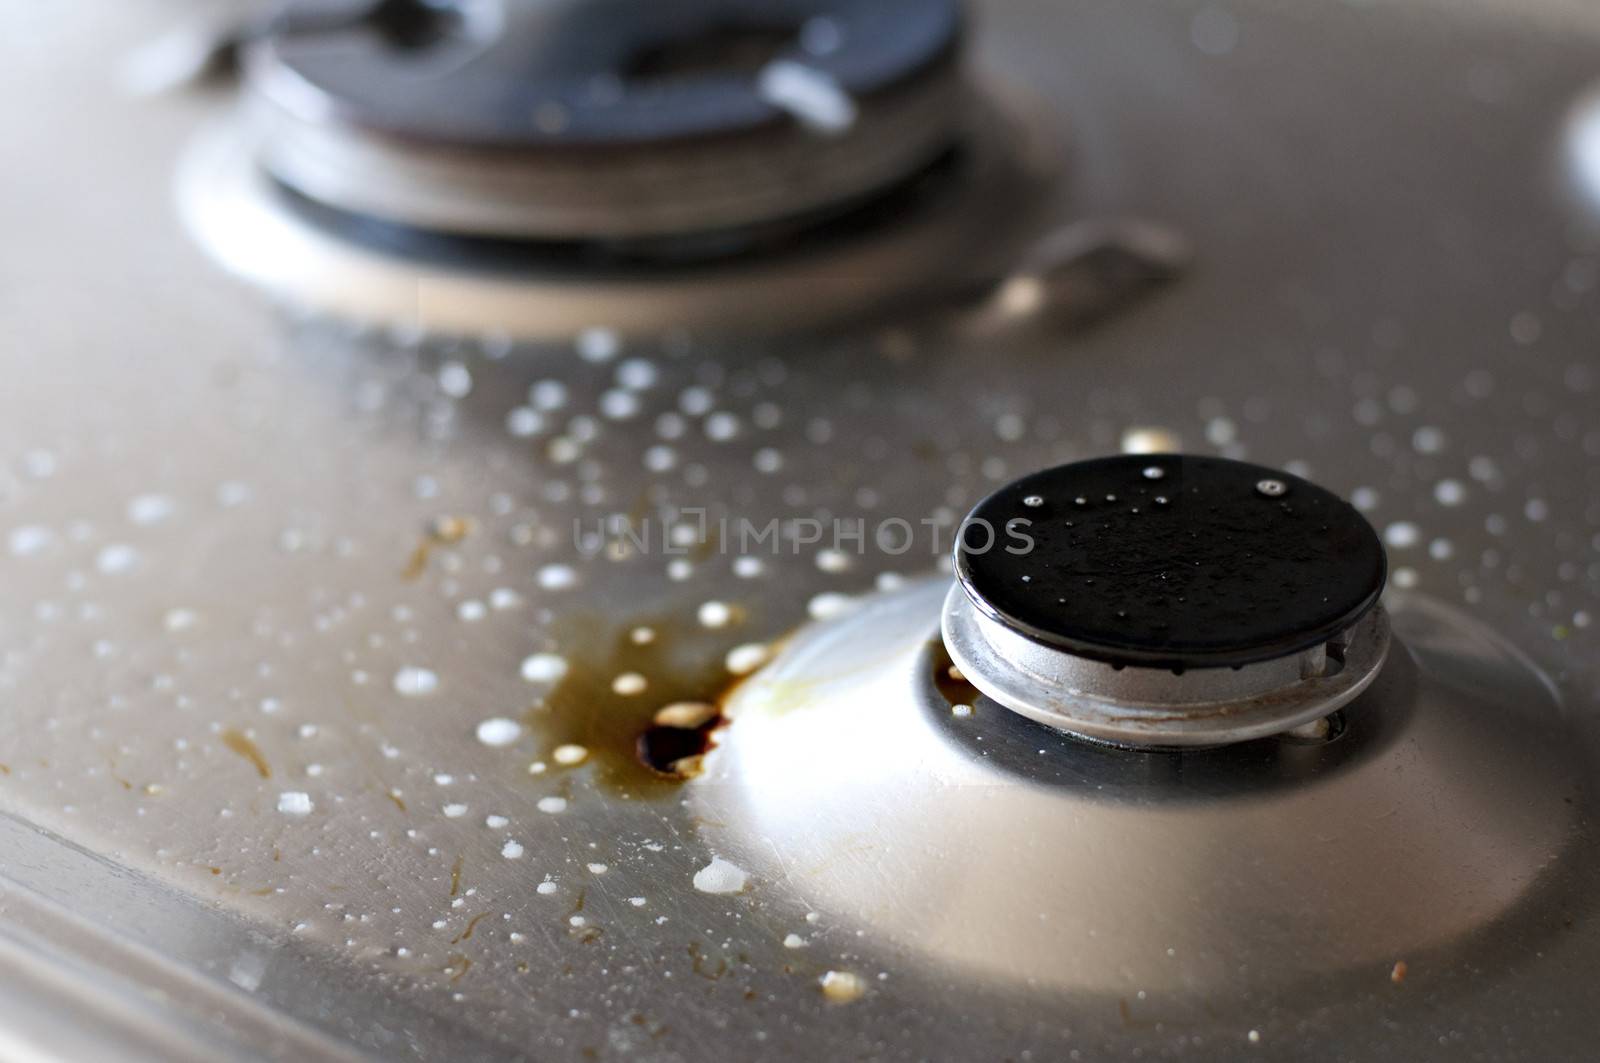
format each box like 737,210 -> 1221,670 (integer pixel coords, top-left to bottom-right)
1255,479 -> 1287,497
1142,466 -> 1166,480
1022,495 -> 1044,508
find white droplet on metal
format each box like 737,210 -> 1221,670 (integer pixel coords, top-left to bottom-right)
392,666 -> 439,697
520,653 -> 568,684
475,718 -> 522,747
551,744 -> 588,766
819,970 -> 867,1003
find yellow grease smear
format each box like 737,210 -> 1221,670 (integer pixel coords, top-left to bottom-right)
402,516 -> 473,581
452,911 -> 489,944
220,730 -> 271,778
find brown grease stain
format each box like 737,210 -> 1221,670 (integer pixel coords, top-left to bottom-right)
449,854 -> 463,897
402,516 -> 473,581
220,730 -> 271,778
636,709 -> 728,780
687,942 -> 728,981
524,610 -> 757,797
565,887 -> 603,944
627,1012 -> 671,1040
336,700 -> 415,817
452,911 -> 488,944
446,954 -> 471,982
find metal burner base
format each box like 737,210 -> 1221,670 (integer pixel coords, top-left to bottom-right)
694,578 -> 1583,995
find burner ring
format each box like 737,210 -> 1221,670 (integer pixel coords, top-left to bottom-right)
244,0 -> 965,240
948,455 -> 1390,746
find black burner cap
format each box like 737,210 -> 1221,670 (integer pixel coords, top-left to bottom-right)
955,455 -> 1387,669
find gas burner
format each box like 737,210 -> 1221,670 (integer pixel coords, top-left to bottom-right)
178,1 -> 1194,337
245,0 -> 965,248
944,456 -> 1389,746
692,458 -> 1582,994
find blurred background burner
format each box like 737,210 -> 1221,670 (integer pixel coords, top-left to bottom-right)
245,0 -> 966,252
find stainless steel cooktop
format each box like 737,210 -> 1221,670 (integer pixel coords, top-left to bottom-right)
3,1 -> 1598,1059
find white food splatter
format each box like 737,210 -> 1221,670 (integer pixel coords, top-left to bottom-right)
537,564 -> 577,590
520,653 -> 568,684
475,717 -> 522,747
693,856 -> 749,894
126,494 -> 174,525
819,970 -> 867,1003
392,666 -> 439,697
725,643 -> 772,675
552,744 -> 588,766
96,543 -> 140,574
7,525 -> 50,557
